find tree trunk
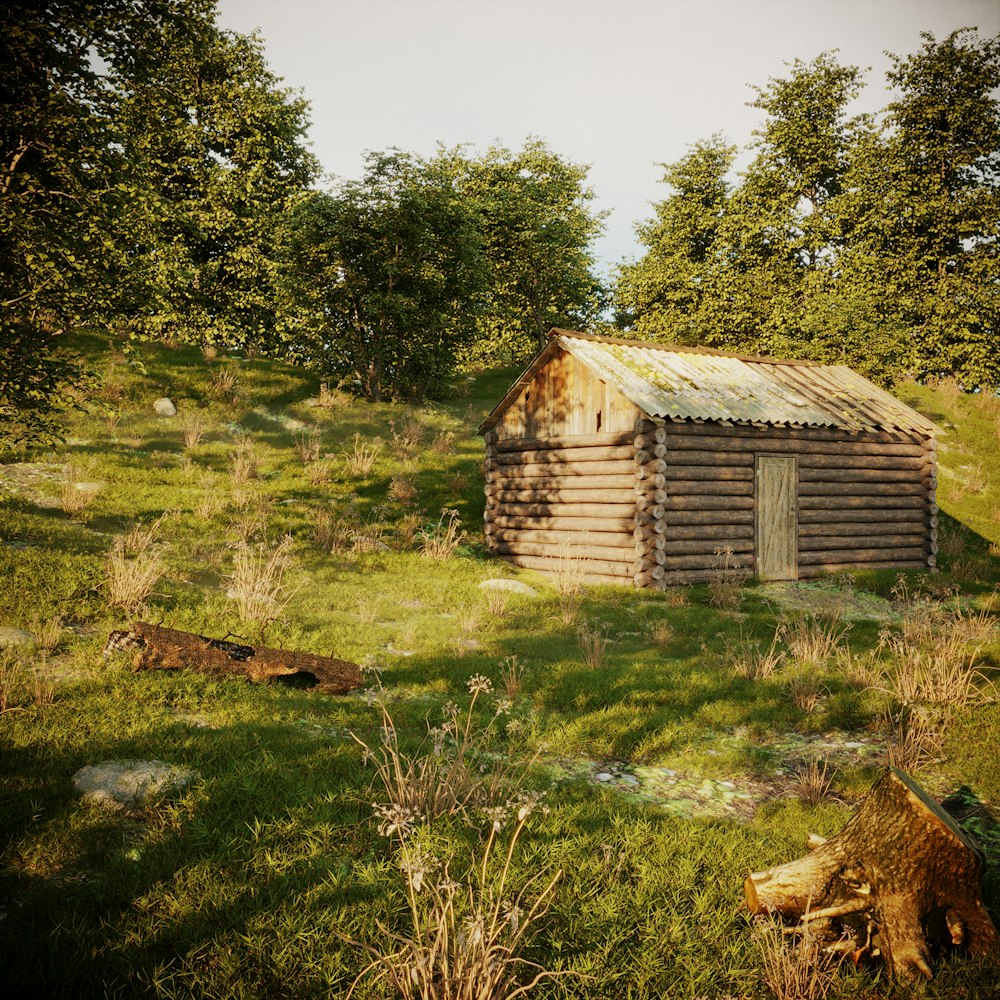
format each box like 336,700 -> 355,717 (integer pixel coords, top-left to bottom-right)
104,622 -> 362,695
745,769 -> 999,980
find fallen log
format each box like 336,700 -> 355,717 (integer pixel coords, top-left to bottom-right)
744,768 -> 999,981
103,622 -> 362,694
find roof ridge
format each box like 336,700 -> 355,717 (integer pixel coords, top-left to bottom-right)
548,328 -> 820,367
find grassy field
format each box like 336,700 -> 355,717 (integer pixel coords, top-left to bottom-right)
2,338 -> 999,999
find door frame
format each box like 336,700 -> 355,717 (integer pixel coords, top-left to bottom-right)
755,453 -> 799,581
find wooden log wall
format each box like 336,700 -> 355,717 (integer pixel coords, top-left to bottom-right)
634,418 -> 936,586
483,428 -> 640,585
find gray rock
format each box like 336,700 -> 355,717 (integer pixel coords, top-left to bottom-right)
478,579 -> 537,597
73,760 -> 196,808
153,398 -> 177,417
0,626 -> 34,648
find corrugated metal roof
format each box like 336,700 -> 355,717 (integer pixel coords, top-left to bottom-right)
480,330 -> 939,437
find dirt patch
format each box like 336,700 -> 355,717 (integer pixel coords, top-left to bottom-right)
548,730 -> 886,821
758,580 -> 899,623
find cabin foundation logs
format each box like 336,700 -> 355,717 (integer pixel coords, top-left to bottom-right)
484,417 -> 937,588
744,769 -> 999,981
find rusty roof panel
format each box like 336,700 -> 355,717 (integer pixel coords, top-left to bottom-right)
553,333 -> 938,437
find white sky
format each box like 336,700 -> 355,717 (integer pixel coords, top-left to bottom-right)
216,0 -> 1000,277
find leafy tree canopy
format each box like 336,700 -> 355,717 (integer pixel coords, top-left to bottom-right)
616,29 -> 1000,388
278,151 -> 485,402
1,0 -> 316,448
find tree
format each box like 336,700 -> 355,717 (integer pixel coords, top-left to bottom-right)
0,0 -> 316,449
615,34 -> 1000,387
279,151 -> 485,401
111,12 -> 317,352
447,139 -> 606,364
615,136 -> 736,343
840,29 -> 1000,387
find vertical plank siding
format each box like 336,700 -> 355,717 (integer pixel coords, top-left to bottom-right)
485,349 -> 935,588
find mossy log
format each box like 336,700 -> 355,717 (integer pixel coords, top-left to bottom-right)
104,622 -> 362,694
745,768 -> 999,981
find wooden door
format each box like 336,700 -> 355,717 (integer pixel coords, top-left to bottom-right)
756,455 -> 798,581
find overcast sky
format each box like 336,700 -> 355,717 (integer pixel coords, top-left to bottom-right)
215,0 -> 1000,277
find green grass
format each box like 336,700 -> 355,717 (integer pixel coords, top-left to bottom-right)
2,340 -> 999,997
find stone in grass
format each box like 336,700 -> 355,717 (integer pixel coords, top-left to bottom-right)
478,579 -> 537,597
73,760 -> 196,809
0,626 -> 34,648
152,398 -> 177,417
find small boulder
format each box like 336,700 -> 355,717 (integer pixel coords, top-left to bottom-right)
153,398 -> 177,417
73,759 -> 196,809
478,578 -> 537,597
0,626 -> 34,648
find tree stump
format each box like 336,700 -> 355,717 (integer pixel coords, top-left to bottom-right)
745,768 -> 999,980
104,622 -> 362,695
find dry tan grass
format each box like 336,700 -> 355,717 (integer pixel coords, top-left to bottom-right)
229,435 -> 260,483
312,508 -> 356,554
793,758 -> 833,805
420,508 -> 466,560
30,615 -> 64,654
209,363 -> 240,402
224,535 -> 299,640
181,413 -> 207,450
500,655 -> 525,697
388,475 -> 418,506
727,628 -> 786,681
349,806 -> 563,1000
753,919 -> 843,1000
708,547 -> 749,610
316,381 -> 351,408
873,600 -> 997,708
395,512 -> 424,550
577,622 -> 616,670
388,414 -> 426,460
60,462 -> 100,515
481,586 -> 511,619
779,614 -> 850,668
342,433 -> 381,477
105,521 -> 167,615
293,426 -> 322,464
788,670 -> 824,714
883,708 -> 943,773
554,545 -> 589,597
430,430 -> 456,455
304,460 -> 334,485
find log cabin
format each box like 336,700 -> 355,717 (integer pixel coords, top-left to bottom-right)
479,329 -> 940,588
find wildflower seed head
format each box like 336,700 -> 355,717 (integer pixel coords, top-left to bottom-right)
400,845 -> 438,893
467,674 -> 492,695
373,802 -> 420,838
482,804 -> 508,832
